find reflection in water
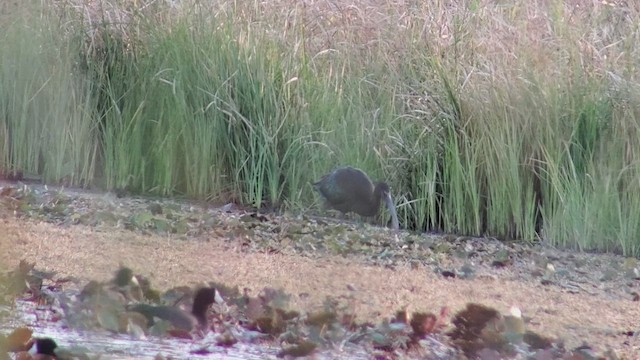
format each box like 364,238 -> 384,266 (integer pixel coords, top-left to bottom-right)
1,300 -> 278,359
1,300 -> 368,359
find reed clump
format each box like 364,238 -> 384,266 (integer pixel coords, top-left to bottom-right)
1,0 -> 639,255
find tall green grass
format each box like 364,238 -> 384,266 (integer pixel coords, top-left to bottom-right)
86,6 -> 399,210
2,0 -> 640,256
0,4 -> 97,185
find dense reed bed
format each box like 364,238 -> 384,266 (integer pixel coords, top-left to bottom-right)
2,0 -> 639,255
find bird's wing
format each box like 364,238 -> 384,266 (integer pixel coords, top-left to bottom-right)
314,167 -> 375,207
315,174 -> 348,204
332,167 -> 375,202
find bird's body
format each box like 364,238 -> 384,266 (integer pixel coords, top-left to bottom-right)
313,166 -> 399,230
129,287 -> 217,332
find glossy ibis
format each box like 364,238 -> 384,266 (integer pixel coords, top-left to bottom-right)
313,166 -> 400,230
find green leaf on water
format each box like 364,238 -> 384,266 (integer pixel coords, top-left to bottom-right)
173,219 -> 189,234
152,218 -> 170,233
131,212 -> 154,228
95,211 -> 119,226
149,319 -> 172,337
96,307 -> 120,333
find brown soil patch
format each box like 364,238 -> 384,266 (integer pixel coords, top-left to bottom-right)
1,217 -> 639,357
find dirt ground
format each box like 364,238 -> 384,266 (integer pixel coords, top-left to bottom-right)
1,215 -> 639,358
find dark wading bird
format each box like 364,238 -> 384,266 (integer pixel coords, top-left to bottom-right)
313,166 -> 400,230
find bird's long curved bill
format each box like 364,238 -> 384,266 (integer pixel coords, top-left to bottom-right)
384,193 -> 400,230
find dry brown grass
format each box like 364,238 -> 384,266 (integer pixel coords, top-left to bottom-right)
38,0 -> 638,73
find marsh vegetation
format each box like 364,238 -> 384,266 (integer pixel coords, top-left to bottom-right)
1,0 -> 639,254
